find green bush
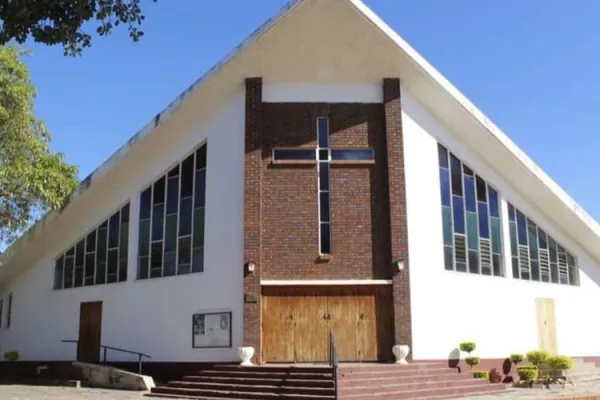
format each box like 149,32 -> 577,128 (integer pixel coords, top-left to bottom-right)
459,342 -> 476,354
526,350 -> 549,367
509,353 -> 524,365
472,371 -> 489,379
4,351 -> 19,361
516,366 -> 539,381
465,356 -> 480,368
547,355 -> 574,371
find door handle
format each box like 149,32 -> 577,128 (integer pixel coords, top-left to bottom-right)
359,313 -> 365,320
323,313 -> 331,320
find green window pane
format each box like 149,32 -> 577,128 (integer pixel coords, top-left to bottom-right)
509,222 -> 518,257
442,206 -> 453,246
491,217 -> 502,254
466,212 -> 479,251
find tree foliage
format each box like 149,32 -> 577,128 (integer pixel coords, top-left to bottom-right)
0,0 -> 157,56
0,46 -> 78,243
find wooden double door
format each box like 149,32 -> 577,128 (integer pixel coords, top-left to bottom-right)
262,285 -> 394,363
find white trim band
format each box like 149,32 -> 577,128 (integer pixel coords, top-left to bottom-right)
261,279 -> 393,286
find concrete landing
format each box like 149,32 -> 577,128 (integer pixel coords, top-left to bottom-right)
73,362 -> 155,391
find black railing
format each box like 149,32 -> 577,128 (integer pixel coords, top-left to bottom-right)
62,340 -> 151,374
329,332 -> 339,400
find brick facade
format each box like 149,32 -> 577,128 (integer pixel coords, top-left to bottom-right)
384,78 -> 413,354
242,78 -> 412,363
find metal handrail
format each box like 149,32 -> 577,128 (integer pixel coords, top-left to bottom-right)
62,339 -> 151,374
329,332 -> 339,400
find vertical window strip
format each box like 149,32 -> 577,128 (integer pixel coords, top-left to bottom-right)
53,204 -> 129,290
137,144 -> 207,280
438,143 -> 503,277
317,118 -> 331,255
6,293 -> 12,329
0,298 -> 3,329
508,202 -> 579,286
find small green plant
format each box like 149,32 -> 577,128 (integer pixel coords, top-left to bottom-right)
459,342 -> 476,354
465,356 -> 480,368
516,366 -> 539,382
526,350 -> 549,368
547,355 -> 574,371
509,353 -> 524,365
4,351 -> 19,361
472,371 -> 489,379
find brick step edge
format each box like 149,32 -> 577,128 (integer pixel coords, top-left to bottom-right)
340,372 -> 473,385
339,378 -> 491,394
151,386 -> 336,399
164,381 -> 335,394
341,383 -> 506,399
181,376 -> 334,386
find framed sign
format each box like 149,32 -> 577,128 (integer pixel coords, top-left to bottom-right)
192,311 -> 232,348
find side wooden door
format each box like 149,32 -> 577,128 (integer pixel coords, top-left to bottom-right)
77,301 -> 103,363
328,287 -> 360,361
535,298 -> 557,354
293,287 -> 329,362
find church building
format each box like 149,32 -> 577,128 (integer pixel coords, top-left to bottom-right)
1,0 -> 599,373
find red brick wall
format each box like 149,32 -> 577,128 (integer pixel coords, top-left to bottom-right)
261,102 -> 392,280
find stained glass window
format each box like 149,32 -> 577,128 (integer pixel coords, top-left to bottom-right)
438,144 -> 504,277
507,203 -> 579,286
137,143 -> 207,280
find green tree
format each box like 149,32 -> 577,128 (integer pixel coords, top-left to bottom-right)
0,46 -> 78,243
0,0 -> 158,56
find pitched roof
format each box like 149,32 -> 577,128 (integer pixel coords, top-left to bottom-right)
1,0 -> 598,283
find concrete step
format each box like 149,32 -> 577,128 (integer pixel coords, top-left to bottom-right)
182,375 -> 334,387
339,378 -> 492,396
339,371 -> 472,387
165,380 -> 335,396
191,370 -> 333,380
342,382 -> 506,399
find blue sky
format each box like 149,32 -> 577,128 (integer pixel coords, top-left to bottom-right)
23,0 -> 600,220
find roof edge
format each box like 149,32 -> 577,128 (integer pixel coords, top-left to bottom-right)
0,0 -> 305,267
347,0 -> 600,242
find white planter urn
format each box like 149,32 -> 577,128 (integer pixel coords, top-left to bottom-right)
392,344 -> 410,365
238,346 -> 255,366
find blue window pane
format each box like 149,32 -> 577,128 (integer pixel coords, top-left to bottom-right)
438,144 -> 449,168
512,256 -> 519,279
452,196 -> 465,234
464,175 -> 476,212
442,206 -> 453,246
444,246 -> 454,270
317,118 -> 329,148
450,155 -> 463,196
331,149 -> 374,160
439,169 -> 451,207
478,202 -> 489,238
468,250 -> 479,274
548,237 -> 557,262
466,212 -> 478,251
493,254 -> 503,277
476,176 -> 487,202
538,229 -> 548,249
528,220 -> 539,260
273,149 -> 316,160
509,222 -> 518,257
508,203 -> 515,222
488,187 -> 499,217
463,164 -> 474,176
490,217 -> 502,254
516,210 -> 528,246
319,149 -> 329,160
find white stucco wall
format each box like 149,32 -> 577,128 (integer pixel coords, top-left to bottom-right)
402,89 -> 600,360
0,90 -> 246,362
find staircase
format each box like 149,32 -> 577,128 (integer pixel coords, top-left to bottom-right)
146,364 -> 335,399
146,362 -> 507,400
338,362 -> 507,399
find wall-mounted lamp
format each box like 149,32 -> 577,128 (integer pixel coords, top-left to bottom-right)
394,260 -> 405,272
245,261 -> 256,275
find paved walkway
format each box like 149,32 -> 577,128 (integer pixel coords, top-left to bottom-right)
0,385 -> 146,400
461,382 -> 600,399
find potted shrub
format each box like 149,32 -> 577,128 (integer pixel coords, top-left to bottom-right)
546,355 -> 573,379
4,351 -> 19,362
516,366 -> 539,387
526,350 -> 548,369
472,370 -> 489,380
459,342 -> 476,354
510,353 -> 524,367
465,356 -> 480,369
